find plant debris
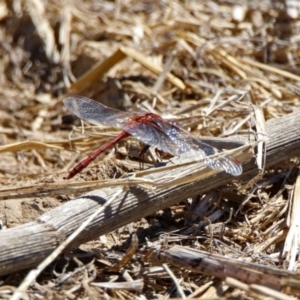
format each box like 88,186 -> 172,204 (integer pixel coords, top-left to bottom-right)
1,0 -> 300,299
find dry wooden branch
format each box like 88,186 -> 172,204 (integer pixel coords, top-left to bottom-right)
150,245 -> 300,298
1,110 -> 300,276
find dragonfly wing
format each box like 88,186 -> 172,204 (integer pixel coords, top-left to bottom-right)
63,96 -> 136,129
127,119 -> 243,176
167,126 -> 243,176
177,132 -> 243,176
124,121 -> 184,155
124,117 -> 210,157
204,155 -> 242,176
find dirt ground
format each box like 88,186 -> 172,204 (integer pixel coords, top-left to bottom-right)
1,0 -> 300,299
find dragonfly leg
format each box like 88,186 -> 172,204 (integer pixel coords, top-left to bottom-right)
138,145 -> 150,170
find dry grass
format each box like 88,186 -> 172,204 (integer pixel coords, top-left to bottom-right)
1,0 -> 300,299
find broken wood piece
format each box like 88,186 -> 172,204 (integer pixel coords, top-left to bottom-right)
69,46 -> 186,94
150,245 -> 299,295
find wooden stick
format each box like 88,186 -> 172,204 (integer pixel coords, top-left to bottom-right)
151,245 -> 297,288
1,110 -> 300,276
10,190 -> 121,300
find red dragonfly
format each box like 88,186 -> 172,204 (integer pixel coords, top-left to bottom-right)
63,96 -> 242,179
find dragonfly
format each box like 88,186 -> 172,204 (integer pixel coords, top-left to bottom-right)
63,95 -> 242,179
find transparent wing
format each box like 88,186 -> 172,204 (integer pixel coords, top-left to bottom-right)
63,96 -> 137,129
125,117 -> 243,176
204,156 -> 242,176
124,121 -> 192,156
64,96 -> 191,155
174,128 -> 243,176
